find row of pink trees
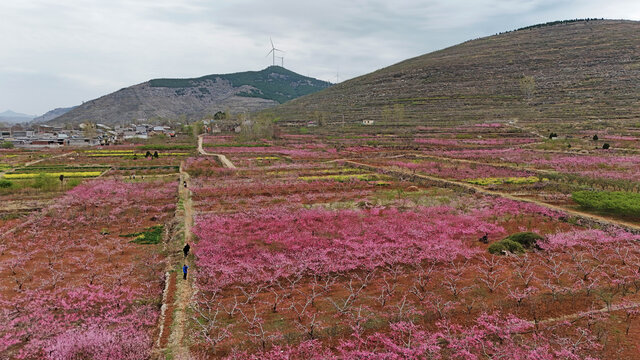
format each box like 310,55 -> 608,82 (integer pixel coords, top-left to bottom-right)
191,206 -> 504,289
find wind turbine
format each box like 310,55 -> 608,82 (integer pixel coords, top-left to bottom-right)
266,37 -> 284,66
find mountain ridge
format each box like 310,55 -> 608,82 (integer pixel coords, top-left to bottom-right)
48,66 -> 331,126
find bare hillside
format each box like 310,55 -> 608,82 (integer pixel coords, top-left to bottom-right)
272,20 -> 640,129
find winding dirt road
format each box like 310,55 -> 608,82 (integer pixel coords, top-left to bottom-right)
197,135 -> 236,169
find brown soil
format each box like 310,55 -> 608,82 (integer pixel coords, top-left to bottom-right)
159,272 -> 177,349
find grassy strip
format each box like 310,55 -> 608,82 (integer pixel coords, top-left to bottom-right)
115,166 -> 180,170
0,176 -> 83,192
572,190 -> 640,217
299,173 -> 385,182
121,225 -> 164,245
87,153 -> 189,157
136,144 -> 196,151
84,150 -> 135,154
3,171 -> 102,179
467,176 -> 541,186
13,166 -> 109,173
203,143 -> 271,148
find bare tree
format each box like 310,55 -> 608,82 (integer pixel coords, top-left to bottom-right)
519,75 -> 536,101
191,293 -> 231,352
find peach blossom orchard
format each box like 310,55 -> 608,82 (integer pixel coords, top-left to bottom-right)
1,127 -> 640,359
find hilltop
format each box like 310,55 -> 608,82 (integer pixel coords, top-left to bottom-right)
271,20 -> 640,130
0,110 -> 35,124
49,66 -> 331,126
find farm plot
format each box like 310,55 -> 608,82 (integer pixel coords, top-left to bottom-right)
0,178 -> 178,359
364,150 -> 640,223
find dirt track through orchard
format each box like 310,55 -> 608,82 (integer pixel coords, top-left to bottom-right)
156,163 -> 195,359
343,159 -> 640,234
198,135 -> 236,169
157,146 -> 235,359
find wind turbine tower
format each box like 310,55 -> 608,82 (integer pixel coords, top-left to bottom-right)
266,38 -> 285,66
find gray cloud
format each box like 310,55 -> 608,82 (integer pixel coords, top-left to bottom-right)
0,0 -> 638,114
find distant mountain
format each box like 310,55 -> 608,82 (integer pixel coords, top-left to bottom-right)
49,66 -> 332,126
31,106 -> 77,123
271,20 -> 640,128
0,110 -> 35,124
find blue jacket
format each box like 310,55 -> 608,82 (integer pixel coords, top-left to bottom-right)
183,265 -> 188,273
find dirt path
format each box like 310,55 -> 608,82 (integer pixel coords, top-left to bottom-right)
197,135 -> 236,169
153,137 -> 237,358
24,151 -> 76,167
154,163 -> 196,359
344,160 -> 640,233
537,301 -> 640,327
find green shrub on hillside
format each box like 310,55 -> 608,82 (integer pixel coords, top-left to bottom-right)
505,232 -> 544,249
488,239 -> 525,255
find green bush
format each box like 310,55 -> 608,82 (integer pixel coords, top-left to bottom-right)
505,232 -> 544,249
0,179 -> 13,188
488,239 -> 525,255
487,242 -> 505,255
1,141 -> 14,149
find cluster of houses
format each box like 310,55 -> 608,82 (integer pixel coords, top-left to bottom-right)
0,123 -> 175,148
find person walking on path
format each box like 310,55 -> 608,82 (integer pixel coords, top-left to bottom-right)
183,264 -> 189,280
183,243 -> 190,257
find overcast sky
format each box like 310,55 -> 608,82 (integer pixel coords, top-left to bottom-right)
1,0 -> 639,115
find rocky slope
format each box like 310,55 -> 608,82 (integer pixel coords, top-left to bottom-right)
49,66 -> 331,126
32,106 -> 76,123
